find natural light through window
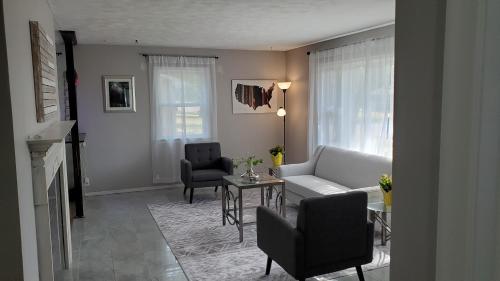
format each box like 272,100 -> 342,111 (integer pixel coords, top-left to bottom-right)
309,36 -> 394,158
157,67 -> 208,139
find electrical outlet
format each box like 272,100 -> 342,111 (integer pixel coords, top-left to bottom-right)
83,177 -> 90,186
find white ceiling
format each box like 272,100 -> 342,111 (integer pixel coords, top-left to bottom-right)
48,0 -> 395,51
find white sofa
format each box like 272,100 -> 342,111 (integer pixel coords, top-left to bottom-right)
277,146 -> 392,205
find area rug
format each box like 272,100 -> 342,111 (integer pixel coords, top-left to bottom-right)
148,190 -> 390,281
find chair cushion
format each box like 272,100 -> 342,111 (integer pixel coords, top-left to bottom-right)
283,175 -> 350,198
191,169 -> 228,182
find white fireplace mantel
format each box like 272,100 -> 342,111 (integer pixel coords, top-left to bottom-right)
28,120 -> 75,281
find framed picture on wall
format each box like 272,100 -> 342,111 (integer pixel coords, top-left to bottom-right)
102,75 -> 136,112
232,79 -> 278,114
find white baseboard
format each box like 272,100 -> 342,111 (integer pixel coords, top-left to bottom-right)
85,183 -> 183,197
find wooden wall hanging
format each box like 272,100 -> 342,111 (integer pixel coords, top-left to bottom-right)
30,21 -> 58,123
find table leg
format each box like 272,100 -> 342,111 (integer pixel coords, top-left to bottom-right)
381,212 -> 387,246
261,187 -> 264,205
369,210 -> 378,244
369,210 -> 376,224
266,186 -> 273,208
238,188 -> 243,242
222,183 -> 226,226
281,183 -> 286,218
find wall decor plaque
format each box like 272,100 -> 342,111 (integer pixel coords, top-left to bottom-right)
231,79 -> 278,114
30,21 -> 58,123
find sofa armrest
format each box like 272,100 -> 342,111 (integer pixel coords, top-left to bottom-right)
180,159 -> 192,185
257,206 -> 304,278
276,162 -> 314,178
276,146 -> 325,178
220,157 -> 234,175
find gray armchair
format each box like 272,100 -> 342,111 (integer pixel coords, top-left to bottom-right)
257,191 -> 374,281
181,142 -> 233,204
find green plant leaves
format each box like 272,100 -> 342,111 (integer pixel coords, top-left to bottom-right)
269,145 -> 284,156
379,174 -> 392,192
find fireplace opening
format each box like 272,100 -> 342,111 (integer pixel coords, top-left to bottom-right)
48,167 -> 66,278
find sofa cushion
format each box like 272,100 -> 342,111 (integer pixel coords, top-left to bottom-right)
191,169 -> 228,182
314,146 -> 392,188
283,175 -> 350,199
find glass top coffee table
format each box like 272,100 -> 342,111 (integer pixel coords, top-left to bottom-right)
222,174 -> 286,242
367,202 -> 391,246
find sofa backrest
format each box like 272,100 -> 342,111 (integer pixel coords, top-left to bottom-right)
185,142 -> 221,170
314,146 -> 392,188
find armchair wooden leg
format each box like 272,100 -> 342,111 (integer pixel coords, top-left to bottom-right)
356,265 -> 365,281
189,187 -> 194,204
265,257 -> 272,275
214,186 -> 218,192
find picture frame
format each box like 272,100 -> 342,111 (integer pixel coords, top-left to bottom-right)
231,79 -> 278,114
102,75 -> 136,113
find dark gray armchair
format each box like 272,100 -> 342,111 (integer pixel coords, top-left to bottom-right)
257,192 -> 374,281
181,142 -> 233,204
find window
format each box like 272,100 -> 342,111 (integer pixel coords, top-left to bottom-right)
309,37 -> 394,158
156,67 -> 211,139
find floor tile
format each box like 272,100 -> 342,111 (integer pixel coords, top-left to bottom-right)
151,267 -> 188,281
59,187 -> 390,281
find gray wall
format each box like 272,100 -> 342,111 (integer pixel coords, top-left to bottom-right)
73,45 -> 286,193
0,1 -> 23,280
3,0 -> 59,279
284,25 -> 395,163
72,27 -> 395,192
391,0 -> 446,280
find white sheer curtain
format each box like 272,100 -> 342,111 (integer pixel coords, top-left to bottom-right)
149,56 -> 217,183
308,36 -> 394,158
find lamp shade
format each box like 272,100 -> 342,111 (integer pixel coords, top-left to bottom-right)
278,82 -> 291,90
277,107 -> 287,117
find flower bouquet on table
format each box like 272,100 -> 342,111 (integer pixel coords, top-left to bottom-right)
233,155 -> 264,182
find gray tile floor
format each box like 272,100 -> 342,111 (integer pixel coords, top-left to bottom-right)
59,187 -> 390,281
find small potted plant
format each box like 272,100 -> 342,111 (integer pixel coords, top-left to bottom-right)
379,174 -> 392,206
233,155 -> 264,181
269,145 -> 284,167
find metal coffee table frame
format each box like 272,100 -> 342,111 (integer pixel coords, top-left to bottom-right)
368,202 -> 391,246
222,175 -> 286,242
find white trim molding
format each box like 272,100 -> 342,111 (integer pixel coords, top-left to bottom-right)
85,184 -> 183,197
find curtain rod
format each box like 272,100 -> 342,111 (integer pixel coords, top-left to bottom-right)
140,53 -> 219,59
306,35 -> 393,55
